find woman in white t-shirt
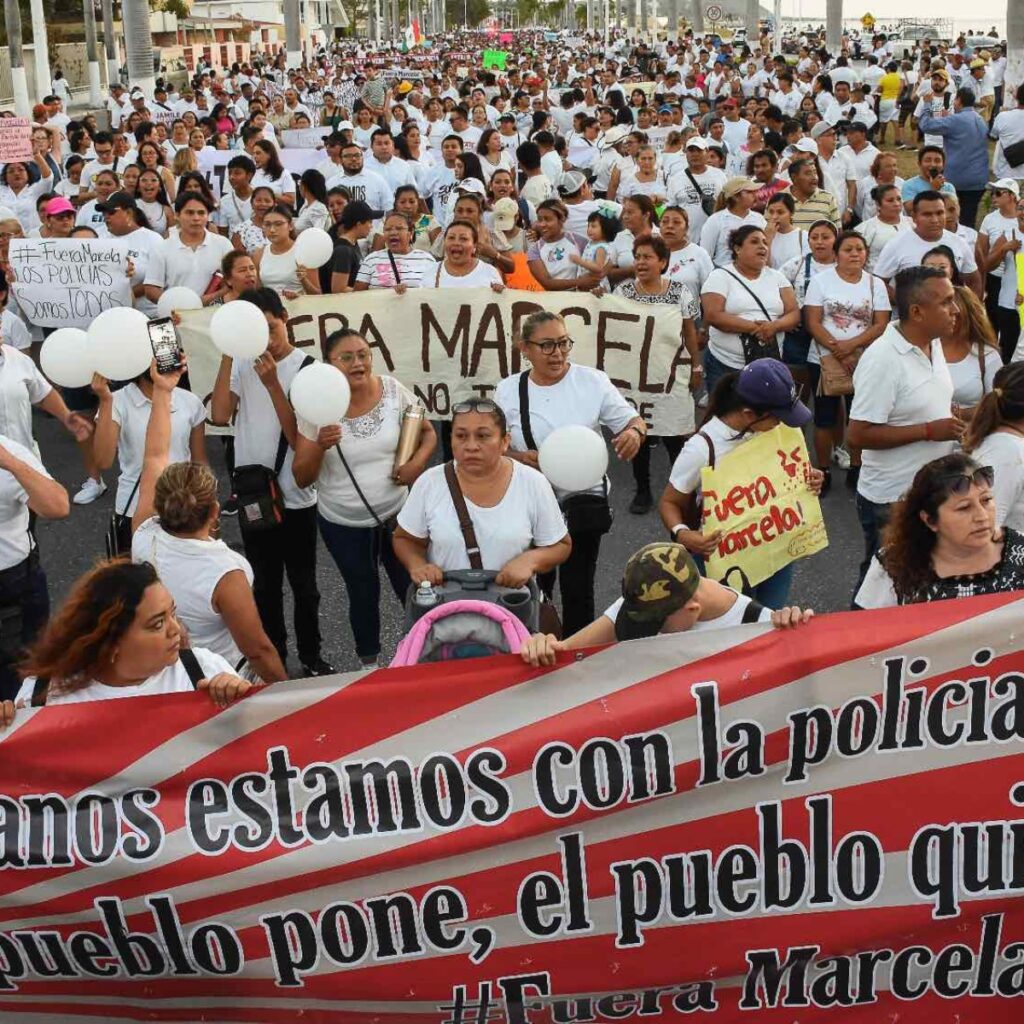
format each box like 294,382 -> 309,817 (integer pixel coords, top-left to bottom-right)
128,362 -> 285,682
700,225 -> 800,393
423,220 -> 506,290
764,193 -> 807,270
854,183 -> 910,272
804,231 -> 892,489
293,329 -> 437,668
494,310 -> 645,635
5,560 -> 253,717
963,363 -> 1024,533
657,359 -> 821,609
940,286 -> 1002,413
699,177 -> 767,268
394,400 -> 570,591
976,182 -> 1019,335
660,205 -> 715,305
526,199 -> 588,291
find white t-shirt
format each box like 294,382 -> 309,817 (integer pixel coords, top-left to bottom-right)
299,375 -> 417,528
0,309 -> 31,353
132,517 -> 253,669
0,345 -> 50,451
110,384 -> 206,514
700,210 -> 767,268
0,435 -> 51,571
421,260 -> 502,289
603,588 -> 772,631
972,431 -> 1024,533
803,268 -> 891,367
667,165 -> 727,239
977,211 -> 1018,280
16,647 -> 233,707
397,460 -> 567,573
494,364 -> 635,500
873,228 -> 978,281
230,349 -> 316,510
946,347 -> 1002,409
665,243 -> 714,301
527,233 -> 585,281
849,325 -> 956,504
668,415 -> 752,497
855,216 -> 911,272
701,264 -> 790,369
114,227 -> 164,317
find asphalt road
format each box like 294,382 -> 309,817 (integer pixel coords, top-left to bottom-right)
30,407 -> 865,675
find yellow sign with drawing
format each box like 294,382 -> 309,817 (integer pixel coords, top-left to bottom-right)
699,425 -> 828,589
861,13 -> 876,29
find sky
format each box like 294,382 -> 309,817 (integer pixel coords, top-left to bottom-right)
778,1 -> 1005,25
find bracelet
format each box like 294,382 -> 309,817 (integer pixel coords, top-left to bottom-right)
691,364 -> 704,374
671,523 -> 690,536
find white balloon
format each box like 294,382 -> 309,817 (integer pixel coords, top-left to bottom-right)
290,362 -> 351,428
538,425 -> 609,493
156,287 -> 202,319
209,301 -> 269,360
293,228 -> 334,269
40,328 -> 93,388
87,307 -> 152,381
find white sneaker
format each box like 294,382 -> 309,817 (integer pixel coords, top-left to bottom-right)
832,447 -> 852,470
72,477 -> 107,505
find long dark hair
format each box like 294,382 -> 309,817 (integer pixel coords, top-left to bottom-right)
964,362 -> 1024,453
254,139 -> 285,181
880,453 -> 991,601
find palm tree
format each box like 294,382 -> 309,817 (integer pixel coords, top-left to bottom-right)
4,0 -> 29,116
101,0 -> 119,87
122,0 -> 155,95
826,0 -> 842,53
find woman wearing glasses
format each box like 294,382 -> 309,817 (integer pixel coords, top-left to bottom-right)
393,399 -> 571,592
293,329 -> 436,669
495,311 -> 645,634
854,454 -> 1024,609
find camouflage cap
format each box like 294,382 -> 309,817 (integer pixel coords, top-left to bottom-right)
615,543 -> 702,642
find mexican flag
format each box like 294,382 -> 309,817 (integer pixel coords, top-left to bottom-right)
403,20 -> 423,50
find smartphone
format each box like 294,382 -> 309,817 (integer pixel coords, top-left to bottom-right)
148,317 -> 184,375
943,92 -> 951,110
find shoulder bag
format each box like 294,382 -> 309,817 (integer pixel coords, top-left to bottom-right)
722,269 -> 782,362
105,477 -> 142,559
335,442 -> 398,533
816,274 -> 875,397
1002,138 -> 1024,170
682,431 -> 715,530
685,167 -> 717,217
519,371 -> 613,536
231,354 -> 314,536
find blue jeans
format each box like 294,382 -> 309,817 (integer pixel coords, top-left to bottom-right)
855,493 -> 891,602
703,347 -> 736,397
692,554 -> 794,610
317,515 -> 411,660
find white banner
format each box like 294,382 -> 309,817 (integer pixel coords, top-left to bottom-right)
281,127 -> 332,149
9,238 -> 131,329
197,149 -> 324,199
178,288 -> 692,435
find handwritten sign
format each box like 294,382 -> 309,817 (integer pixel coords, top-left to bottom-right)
197,148 -> 321,199
0,118 -> 33,162
9,238 -> 131,329
482,50 -> 509,70
700,425 -> 828,588
281,126 -> 332,149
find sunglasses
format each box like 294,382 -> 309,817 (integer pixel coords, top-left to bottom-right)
452,399 -> 500,415
940,466 -> 994,496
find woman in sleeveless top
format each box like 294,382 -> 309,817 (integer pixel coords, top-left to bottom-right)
253,203 -> 321,299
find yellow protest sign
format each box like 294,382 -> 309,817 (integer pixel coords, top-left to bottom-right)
861,13 -> 875,29
699,425 -> 828,589
1016,252 -> 1024,329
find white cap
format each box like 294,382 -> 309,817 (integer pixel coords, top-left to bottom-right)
685,135 -> 708,150
795,137 -> 819,155
990,178 -> 1021,198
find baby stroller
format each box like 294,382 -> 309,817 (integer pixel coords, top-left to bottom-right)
390,570 -> 538,666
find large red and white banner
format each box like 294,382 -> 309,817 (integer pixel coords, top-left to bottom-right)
2,595 -> 1024,1021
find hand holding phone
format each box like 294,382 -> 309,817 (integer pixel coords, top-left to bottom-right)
148,317 -> 184,375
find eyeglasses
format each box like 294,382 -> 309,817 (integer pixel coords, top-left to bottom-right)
525,336 -> 574,355
331,350 -> 371,365
452,399 -> 499,415
940,466 -> 994,496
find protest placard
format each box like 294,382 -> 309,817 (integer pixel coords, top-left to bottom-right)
8,238 -> 131,329
482,49 -> 509,70
700,424 -> 828,588
0,118 -> 33,162
281,126 -> 332,149
197,148 -> 322,199
148,107 -> 178,129
3,595 -> 1024,1020
178,287 -> 692,435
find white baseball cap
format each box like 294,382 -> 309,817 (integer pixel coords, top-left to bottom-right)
990,178 -> 1021,199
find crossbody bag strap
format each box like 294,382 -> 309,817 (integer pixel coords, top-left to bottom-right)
741,598 -> 767,624
179,648 -> 205,689
274,354 -> 316,475
518,370 -> 537,451
334,443 -> 387,529
684,167 -> 705,199
118,477 -> 142,520
443,460 -> 483,570
387,248 -> 402,284
722,269 -> 772,320
697,429 -> 715,469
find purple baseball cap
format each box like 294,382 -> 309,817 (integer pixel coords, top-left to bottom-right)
735,358 -> 811,428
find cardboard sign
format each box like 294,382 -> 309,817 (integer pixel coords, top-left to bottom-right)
9,238 -> 131,329
280,126 -> 332,149
700,424 -> 828,588
0,118 -> 33,163
178,287 -> 692,435
482,49 -> 509,70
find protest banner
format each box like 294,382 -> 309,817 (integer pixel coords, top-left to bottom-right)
700,424 -> 828,588
197,148 -> 322,199
2,595 -> 1024,1021
177,287 -> 692,435
0,118 -> 32,162
281,126 -> 332,149
8,238 -> 131,329
483,49 -> 509,70
148,108 -> 178,130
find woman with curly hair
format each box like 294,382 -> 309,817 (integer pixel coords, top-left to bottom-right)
854,452 -> 1024,608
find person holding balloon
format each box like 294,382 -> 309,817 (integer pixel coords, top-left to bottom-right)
253,204 -> 322,299
292,329 -> 437,669
494,310 -> 646,635
210,289 -> 333,678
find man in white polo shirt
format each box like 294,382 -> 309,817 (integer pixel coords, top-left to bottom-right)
143,192 -> 234,307
847,266 -> 965,593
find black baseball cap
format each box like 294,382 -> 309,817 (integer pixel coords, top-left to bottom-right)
96,191 -> 138,214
